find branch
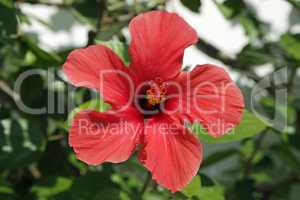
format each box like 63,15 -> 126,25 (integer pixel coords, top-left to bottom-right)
195,38 -> 261,81
196,39 -> 239,67
139,172 -> 152,198
0,80 -> 20,106
48,133 -> 65,141
287,67 -> 297,92
87,0 -> 107,45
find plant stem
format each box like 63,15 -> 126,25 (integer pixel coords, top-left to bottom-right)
139,172 -> 152,198
244,129 -> 267,177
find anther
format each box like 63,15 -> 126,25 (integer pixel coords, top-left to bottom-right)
146,78 -> 168,106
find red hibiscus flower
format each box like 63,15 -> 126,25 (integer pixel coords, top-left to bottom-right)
63,11 -> 244,192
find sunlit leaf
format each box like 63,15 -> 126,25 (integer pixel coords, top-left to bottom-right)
280,33 -> 300,61
31,177 -> 73,198
182,174 -> 202,197
0,0 -> 14,8
96,37 -> 130,65
66,99 -> 110,128
193,110 -> 267,143
182,175 -> 225,200
239,15 -> 260,40
0,180 -> 13,194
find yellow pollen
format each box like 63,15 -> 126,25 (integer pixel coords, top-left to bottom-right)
146,79 -> 167,106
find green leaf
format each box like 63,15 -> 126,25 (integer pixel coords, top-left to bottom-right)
0,0 -> 14,8
66,99 -> 110,128
182,174 -> 202,197
286,0 -> 300,11
239,15 -> 260,40
196,186 -> 225,200
180,0 -> 201,13
237,45 -> 272,67
20,35 -> 62,66
280,33 -> 300,61
241,140 -> 263,164
0,180 -> 13,194
182,175 -> 225,200
96,37 -> 130,65
193,110 -> 267,143
31,177 -> 73,198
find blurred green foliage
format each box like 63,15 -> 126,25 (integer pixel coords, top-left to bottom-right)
0,0 -> 300,200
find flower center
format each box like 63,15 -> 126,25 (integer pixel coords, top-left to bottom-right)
146,77 -> 168,107
135,77 -> 168,117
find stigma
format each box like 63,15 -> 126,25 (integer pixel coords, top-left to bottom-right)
146,77 -> 168,106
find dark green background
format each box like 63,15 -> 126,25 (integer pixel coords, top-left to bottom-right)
0,0 -> 300,199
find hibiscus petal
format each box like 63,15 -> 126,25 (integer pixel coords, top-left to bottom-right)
129,11 -> 198,81
139,115 -> 203,192
69,108 -> 143,165
168,64 -> 244,137
63,45 -> 133,106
